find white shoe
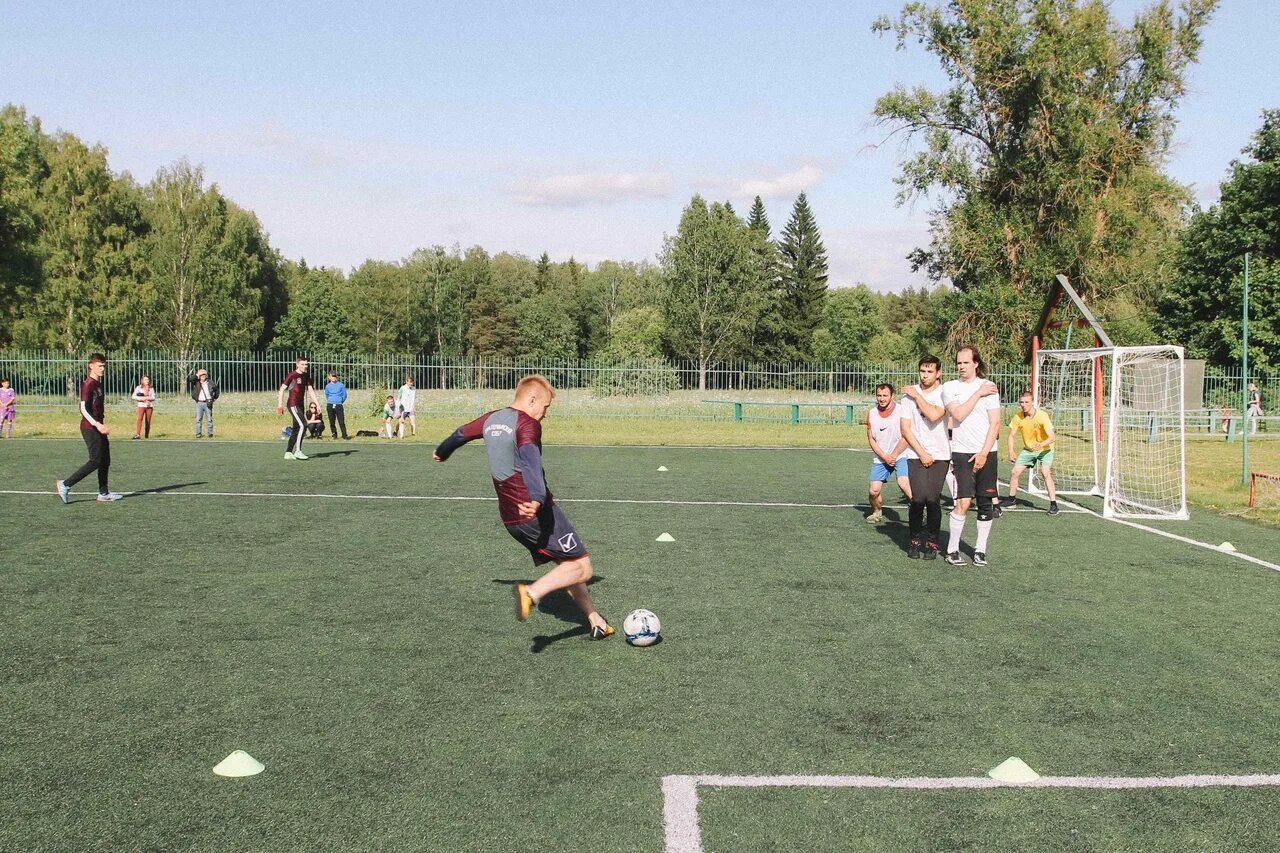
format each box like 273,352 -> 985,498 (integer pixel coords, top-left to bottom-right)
865,512 -> 885,525
96,491 -> 123,502
284,452 -> 295,460
292,451 -> 308,460
56,480 -> 70,504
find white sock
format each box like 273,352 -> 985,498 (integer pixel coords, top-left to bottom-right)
975,519 -> 993,553
947,511 -> 966,553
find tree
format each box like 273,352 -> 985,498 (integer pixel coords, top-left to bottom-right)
1160,110 -> 1280,369
810,286 -> 883,363
661,196 -> 769,389
23,133 -> 147,352
270,265 -> 355,352
346,260 -> 415,355
777,192 -> 829,360
873,0 -> 1215,362
0,105 -> 46,343
140,160 -> 275,361
469,252 -> 533,358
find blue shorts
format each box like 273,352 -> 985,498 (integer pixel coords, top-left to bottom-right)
871,457 -> 909,483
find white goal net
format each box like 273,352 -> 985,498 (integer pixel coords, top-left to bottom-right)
1034,345 -> 1187,520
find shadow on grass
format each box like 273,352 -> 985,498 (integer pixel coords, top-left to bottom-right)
307,450 -> 359,458
124,482 -> 208,497
493,577 -> 605,653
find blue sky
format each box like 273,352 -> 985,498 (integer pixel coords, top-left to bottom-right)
4,0 -> 1278,290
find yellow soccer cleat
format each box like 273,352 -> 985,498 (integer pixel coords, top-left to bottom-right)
513,584 -> 534,621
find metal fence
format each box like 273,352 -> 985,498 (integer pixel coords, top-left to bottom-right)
0,350 -> 1272,422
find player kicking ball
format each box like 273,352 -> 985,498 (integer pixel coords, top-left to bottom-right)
1004,390 -> 1059,515
433,375 -> 614,640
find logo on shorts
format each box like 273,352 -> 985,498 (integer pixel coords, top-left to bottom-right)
557,532 -> 577,551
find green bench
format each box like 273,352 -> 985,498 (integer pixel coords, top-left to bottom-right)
703,399 -> 860,425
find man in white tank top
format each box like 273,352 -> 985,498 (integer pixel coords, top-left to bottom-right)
865,382 -> 912,524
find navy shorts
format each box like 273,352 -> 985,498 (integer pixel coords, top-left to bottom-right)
505,503 -> 588,565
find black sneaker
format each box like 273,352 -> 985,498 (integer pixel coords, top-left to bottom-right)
944,551 -> 967,566
907,540 -> 922,559
972,551 -> 988,566
923,543 -> 938,561
1000,495 -> 1017,508
991,502 -> 1003,519
1048,502 -> 1060,515
588,623 -> 615,640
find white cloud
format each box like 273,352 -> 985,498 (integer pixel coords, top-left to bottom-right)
510,171 -> 674,207
731,164 -> 823,200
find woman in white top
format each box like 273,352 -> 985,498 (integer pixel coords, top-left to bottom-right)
132,375 -> 156,439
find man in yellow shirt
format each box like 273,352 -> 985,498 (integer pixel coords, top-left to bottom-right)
1004,390 -> 1059,515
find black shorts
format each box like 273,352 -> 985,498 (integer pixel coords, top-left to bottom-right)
907,458 -> 950,504
505,503 -> 588,566
951,451 -> 999,500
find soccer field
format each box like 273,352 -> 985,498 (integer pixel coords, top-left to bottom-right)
3,437 -> 1280,852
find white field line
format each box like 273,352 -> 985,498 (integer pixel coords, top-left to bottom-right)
1051,494 -> 1280,574
664,772 -> 1280,853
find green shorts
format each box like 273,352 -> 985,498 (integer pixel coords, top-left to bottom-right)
1015,448 -> 1054,468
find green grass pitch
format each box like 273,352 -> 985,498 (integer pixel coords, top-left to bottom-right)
3,437 -> 1280,851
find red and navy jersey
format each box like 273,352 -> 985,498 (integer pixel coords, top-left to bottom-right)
282,370 -> 312,407
435,408 -> 551,525
79,376 -> 104,430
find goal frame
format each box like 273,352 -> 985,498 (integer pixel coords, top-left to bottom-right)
1034,344 -> 1188,521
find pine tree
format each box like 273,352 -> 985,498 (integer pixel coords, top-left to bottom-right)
777,192 -> 829,360
747,196 -> 770,237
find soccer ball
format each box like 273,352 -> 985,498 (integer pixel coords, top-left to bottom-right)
623,608 -> 661,647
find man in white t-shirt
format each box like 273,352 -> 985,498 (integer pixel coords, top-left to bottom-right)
899,355 -> 950,560
940,346 -> 1002,566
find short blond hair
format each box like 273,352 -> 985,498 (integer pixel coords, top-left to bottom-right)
514,374 -> 555,402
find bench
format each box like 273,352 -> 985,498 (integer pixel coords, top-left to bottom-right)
703,399 -> 860,425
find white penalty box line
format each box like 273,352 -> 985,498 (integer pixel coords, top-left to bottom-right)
663,772 -> 1280,853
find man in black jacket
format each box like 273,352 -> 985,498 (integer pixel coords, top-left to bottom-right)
188,368 -> 220,438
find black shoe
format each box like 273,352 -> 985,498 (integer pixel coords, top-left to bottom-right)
999,495 -> 1016,508
944,551 -> 967,566
1048,502 -> 1060,515
991,502 -> 1003,519
972,551 -> 988,566
588,623 -> 615,640
907,540 -> 922,559
923,543 -> 938,561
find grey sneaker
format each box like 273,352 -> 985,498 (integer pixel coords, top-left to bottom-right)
944,551 -> 967,566
56,480 -> 70,504
96,491 -> 123,502
972,551 -> 988,566
1048,502 -> 1060,515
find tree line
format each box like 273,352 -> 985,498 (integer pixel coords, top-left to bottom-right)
1,1 -> 1276,375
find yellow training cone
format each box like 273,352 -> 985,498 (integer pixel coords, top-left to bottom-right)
656,532 -> 675,542
657,466 -> 668,471
1218,542 -> 1237,552
988,757 -> 1039,784
213,750 -> 265,777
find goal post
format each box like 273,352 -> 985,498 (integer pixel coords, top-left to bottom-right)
1034,345 -> 1188,520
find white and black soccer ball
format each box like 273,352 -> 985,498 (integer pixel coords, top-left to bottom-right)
623,608 -> 661,647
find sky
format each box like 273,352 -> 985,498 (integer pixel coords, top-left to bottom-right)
3,0 -> 1278,291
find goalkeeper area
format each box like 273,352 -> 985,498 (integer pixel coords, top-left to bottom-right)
3,438 -> 1280,851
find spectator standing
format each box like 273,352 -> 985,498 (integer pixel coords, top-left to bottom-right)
398,376 -> 417,436
324,371 -> 350,439
0,378 -> 15,437
188,368 -> 220,438
131,375 -> 156,439
1248,383 -> 1263,434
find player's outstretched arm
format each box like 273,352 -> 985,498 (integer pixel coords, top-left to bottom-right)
433,413 -> 490,461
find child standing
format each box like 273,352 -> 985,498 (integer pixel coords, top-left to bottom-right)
0,378 -> 15,437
